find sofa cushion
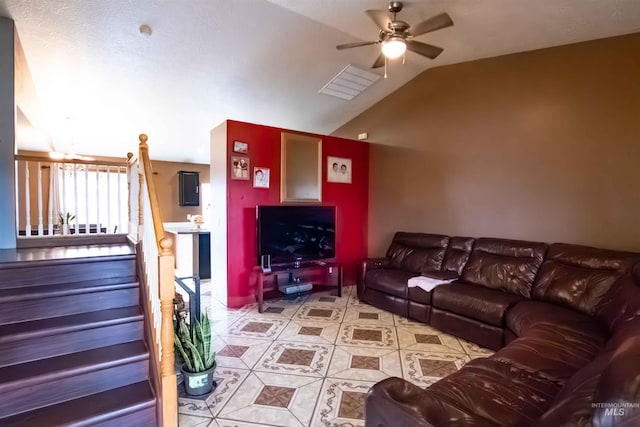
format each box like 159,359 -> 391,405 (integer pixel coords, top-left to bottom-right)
431,282 -> 523,327
493,306 -> 608,384
387,232 -> 449,273
461,238 -> 547,298
539,317 -> 640,426
532,243 -> 639,315
506,300 -> 604,339
364,269 -> 415,298
593,318 -> 640,424
426,358 -> 561,427
441,236 -> 475,274
595,262 -> 640,333
408,287 -> 431,305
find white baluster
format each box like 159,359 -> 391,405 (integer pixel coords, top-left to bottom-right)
96,165 -> 100,233
37,161 -> 43,236
25,161 -> 31,236
106,166 -> 112,234
117,166 -> 122,234
73,163 -> 79,235
61,165 -> 67,235
85,165 -> 90,234
48,163 -> 54,236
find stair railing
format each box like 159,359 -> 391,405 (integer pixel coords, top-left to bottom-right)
14,154 -> 128,238
127,134 -> 177,427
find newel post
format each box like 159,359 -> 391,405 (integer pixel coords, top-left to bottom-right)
159,236 -> 177,426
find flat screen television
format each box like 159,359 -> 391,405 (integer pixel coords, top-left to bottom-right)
257,205 -> 336,266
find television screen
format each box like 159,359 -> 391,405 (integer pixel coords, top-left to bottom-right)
257,205 -> 336,265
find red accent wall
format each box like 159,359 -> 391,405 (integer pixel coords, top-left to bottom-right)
225,120 -> 368,307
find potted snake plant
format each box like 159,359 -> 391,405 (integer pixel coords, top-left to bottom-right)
174,314 -> 216,395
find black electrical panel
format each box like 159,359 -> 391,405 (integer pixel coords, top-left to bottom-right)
178,171 -> 199,206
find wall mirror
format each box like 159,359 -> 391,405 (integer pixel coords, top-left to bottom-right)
281,132 -> 322,203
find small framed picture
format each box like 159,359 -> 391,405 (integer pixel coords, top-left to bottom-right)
327,156 -> 352,183
233,140 -> 248,154
230,155 -> 250,180
253,167 -> 270,189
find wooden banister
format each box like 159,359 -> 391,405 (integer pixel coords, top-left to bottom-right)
138,135 -> 167,249
129,134 -> 177,427
15,154 -> 127,167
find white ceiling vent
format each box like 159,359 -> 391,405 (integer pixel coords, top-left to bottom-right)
318,65 -> 381,101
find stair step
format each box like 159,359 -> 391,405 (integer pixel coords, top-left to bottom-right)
0,381 -> 156,427
0,281 -> 140,324
0,278 -> 139,302
0,307 -> 144,367
0,255 -> 136,290
0,341 -> 149,418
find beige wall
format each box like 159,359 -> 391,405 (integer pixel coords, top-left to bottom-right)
151,160 -> 210,223
334,33 -> 640,255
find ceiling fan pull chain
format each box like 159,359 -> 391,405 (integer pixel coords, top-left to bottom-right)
403,50 -> 406,65
384,56 -> 388,79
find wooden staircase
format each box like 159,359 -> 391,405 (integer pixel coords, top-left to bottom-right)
0,243 -> 157,426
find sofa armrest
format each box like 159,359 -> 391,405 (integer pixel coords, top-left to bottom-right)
359,257 -> 390,298
366,378 -> 435,427
366,377 -> 489,427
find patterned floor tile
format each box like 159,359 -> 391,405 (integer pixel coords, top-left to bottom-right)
221,316 -> 289,340
393,313 -> 427,327
294,305 -> 345,323
304,288 -> 351,306
179,367 -> 250,418
211,420 -> 267,427
254,341 -> 334,377
400,350 -> 470,387
247,302 -> 301,319
310,378 -> 376,427
178,414 -> 213,427
278,319 -> 340,345
336,323 -> 398,349
217,371 -> 323,426
347,292 -> 369,307
213,336 -> 272,370
343,306 -> 395,325
327,346 -> 402,381
396,325 -> 465,353
458,338 -> 495,357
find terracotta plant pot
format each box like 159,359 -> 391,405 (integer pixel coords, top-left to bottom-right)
181,363 -> 216,396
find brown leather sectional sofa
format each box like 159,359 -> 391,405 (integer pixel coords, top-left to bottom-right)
360,232 -> 640,426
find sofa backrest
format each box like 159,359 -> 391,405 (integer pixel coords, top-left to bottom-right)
532,243 -> 639,316
460,238 -> 547,298
441,236 -> 475,275
386,232 -> 449,274
539,317 -> 640,426
595,262 -> 640,334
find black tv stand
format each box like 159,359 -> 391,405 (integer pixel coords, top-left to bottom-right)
255,261 -> 343,313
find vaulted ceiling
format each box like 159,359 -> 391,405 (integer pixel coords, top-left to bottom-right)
2,0 -> 640,162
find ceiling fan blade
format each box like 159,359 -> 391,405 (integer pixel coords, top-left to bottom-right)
366,9 -> 392,32
410,13 -> 453,36
406,40 -> 444,59
372,53 -> 385,69
336,41 -> 379,50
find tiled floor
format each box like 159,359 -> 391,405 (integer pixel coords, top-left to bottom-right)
178,284 -> 494,427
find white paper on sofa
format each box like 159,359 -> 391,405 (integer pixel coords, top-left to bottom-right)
407,276 -> 456,292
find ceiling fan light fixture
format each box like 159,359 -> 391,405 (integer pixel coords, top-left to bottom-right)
382,37 -> 406,59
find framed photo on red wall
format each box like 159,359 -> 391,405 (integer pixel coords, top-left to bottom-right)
231,155 -> 250,180
327,156 -> 352,183
233,140 -> 248,154
253,167 -> 270,189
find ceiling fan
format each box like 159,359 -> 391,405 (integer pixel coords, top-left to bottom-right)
336,1 -> 453,74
